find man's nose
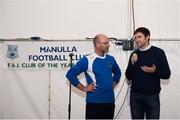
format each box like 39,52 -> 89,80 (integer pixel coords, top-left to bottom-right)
107,44 -> 110,47
134,38 -> 139,42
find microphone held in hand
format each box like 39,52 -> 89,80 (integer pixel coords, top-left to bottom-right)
131,53 -> 138,65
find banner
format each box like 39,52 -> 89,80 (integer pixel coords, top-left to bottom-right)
1,41 -> 93,70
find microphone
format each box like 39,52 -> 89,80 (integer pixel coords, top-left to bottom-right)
131,52 -> 138,65
69,53 -> 74,58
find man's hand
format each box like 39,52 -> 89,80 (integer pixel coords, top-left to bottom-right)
141,64 -> 156,73
131,53 -> 138,65
126,79 -> 132,85
84,83 -> 97,92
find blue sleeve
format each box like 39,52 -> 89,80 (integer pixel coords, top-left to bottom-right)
112,57 -> 121,83
65,56 -> 88,87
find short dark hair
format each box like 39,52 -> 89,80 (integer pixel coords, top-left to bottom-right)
134,27 -> 150,40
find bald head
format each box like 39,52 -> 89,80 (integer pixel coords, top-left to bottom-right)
93,34 -> 108,46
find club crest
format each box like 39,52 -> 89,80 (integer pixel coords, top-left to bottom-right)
107,61 -> 112,68
6,45 -> 19,60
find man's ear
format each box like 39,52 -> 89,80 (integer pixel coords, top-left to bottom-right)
146,35 -> 150,41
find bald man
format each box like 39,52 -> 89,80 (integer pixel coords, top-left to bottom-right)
66,34 -> 121,119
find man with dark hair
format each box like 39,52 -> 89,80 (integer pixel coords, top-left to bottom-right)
66,34 -> 121,119
125,27 -> 171,119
